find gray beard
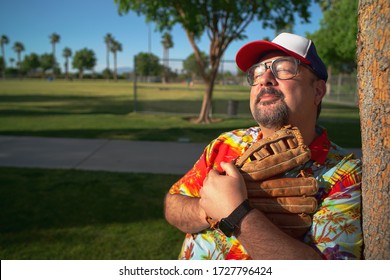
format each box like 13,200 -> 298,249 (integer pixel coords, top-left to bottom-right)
252,88 -> 289,129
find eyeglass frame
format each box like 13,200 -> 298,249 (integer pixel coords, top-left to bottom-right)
246,56 -> 314,86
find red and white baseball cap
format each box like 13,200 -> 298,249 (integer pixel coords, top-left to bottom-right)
236,32 -> 328,81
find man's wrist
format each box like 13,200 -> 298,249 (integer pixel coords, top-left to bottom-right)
218,199 -> 253,237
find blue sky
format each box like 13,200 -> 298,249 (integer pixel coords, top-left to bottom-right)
1,0 -> 323,73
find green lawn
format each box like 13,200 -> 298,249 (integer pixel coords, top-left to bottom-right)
0,167 -> 183,259
0,79 -> 361,147
0,79 -> 362,259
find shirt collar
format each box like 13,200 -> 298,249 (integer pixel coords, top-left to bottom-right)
309,126 -> 331,165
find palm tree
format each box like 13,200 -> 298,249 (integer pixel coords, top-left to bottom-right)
12,41 -> 25,77
104,33 -> 113,74
110,39 -> 122,81
62,47 -> 72,80
161,32 -> 173,67
161,32 -> 174,83
50,33 -> 60,73
1,35 -> 9,79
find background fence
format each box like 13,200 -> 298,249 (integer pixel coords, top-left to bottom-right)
323,73 -> 358,106
132,57 -> 358,116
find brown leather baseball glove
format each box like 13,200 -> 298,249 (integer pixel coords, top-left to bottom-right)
236,125 -> 318,238
246,176 -> 318,238
235,125 -> 311,181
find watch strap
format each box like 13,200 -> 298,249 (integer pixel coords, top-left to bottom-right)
226,199 -> 253,226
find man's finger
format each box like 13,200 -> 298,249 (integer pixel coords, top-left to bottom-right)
207,169 -> 220,177
221,161 -> 241,178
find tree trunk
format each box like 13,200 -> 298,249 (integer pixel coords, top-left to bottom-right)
196,65 -> 219,124
162,48 -> 168,84
196,80 -> 214,124
326,65 -> 332,96
65,61 -> 69,80
1,46 -> 5,79
183,31 -> 217,124
106,45 -> 110,81
114,52 -> 117,81
357,0 -> 390,259
52,43 -> 56,79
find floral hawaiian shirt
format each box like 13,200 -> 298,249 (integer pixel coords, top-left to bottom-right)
169,126 -> 363,260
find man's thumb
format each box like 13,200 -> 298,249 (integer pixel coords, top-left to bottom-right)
220,161 -> 241,178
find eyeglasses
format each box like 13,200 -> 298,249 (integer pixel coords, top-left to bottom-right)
246,57 -> 303,86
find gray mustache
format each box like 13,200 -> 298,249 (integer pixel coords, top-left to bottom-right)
256,88 -> 285,103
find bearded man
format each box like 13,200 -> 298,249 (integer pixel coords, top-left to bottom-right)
164,33 -> 362,260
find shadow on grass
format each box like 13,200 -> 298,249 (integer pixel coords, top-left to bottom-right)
0,94 -> 133,116
0,167 -> 181,233
0,118 -> 360,147
0,92 -> 361,146
0,127 -> 222,143
1,92 -> 358,120
0,167 -> 185,259
0,93 -> 251,116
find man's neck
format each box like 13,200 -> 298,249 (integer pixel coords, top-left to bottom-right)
260,125 -> 317,147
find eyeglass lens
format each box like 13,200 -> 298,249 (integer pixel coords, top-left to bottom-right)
247,57 -> 299,85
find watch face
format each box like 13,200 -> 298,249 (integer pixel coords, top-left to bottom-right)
219,218 -> 235,237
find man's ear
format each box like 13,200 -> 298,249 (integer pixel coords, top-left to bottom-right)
314,80 -> 326,106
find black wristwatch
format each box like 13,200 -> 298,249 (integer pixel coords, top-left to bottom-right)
218,199 -> 253,237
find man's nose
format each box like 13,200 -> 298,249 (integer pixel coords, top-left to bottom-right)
258,69 -> 278,87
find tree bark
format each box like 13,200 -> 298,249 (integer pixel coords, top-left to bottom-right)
357,0 -> 390,259
196,61 -> 223,123
197,78 -> 216,124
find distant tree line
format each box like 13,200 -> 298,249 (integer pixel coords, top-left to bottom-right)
0,31 -> 236,82
0,33 -> 100,80
0,32 -> 127,80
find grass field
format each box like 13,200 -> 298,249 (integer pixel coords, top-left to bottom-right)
0,79 -> 361,147
0,167 -> 183,259
0,79 -> 362,259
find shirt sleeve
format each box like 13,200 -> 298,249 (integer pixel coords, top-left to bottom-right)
168,144 -> 210,198
168,134 -> 244,198
308,156 -> 363,259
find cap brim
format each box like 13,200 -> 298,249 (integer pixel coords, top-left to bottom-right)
236,40 -> 311,72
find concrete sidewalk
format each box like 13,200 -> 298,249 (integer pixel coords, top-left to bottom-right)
0,136 -> 362,175
0,136 -> 206,175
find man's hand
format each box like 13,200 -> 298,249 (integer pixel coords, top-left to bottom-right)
199,161 -> 248,221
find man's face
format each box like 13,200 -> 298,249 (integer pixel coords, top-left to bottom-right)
249,52 -> 324,130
